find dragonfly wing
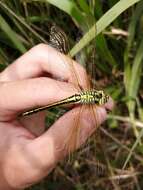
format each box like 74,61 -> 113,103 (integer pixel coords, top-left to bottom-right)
49,25 -> 79,92
63,104 -> 101,154
89,104 -> 101,146
80,104 -> 100,147
48,24 -> 99,154
49,24 -> 90,92
63,105 -> 84,154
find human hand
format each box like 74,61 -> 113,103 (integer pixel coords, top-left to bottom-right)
0,44 -> 113,189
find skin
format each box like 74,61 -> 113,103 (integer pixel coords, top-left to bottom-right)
0,44 -> 113,190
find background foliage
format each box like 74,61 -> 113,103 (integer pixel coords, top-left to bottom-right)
0,0 -> 143,189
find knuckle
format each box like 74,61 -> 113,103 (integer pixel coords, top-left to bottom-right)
32,43 -> 49,53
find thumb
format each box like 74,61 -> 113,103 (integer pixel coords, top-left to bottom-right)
26,105 -> 108,170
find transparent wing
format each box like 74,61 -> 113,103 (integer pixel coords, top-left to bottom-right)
49,25 -> 83,92
63,105 -> 84,154
49,25 -> 89,153
48,22 -> 100,154
63,104 -> 99,154
69,5 -> 104,154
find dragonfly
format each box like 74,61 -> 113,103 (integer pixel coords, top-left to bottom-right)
20,24 -> 109,153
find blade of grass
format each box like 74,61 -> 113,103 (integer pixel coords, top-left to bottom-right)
42,0 -> 86,28
0,1 -> 47,43
124,1 -> 143,91
126,1 -> 143,55
100,127 -> 143,163
0,47 -> 9,64
126,37 -> 143,137
12,17 -> 32,46
122,128 -> 143,170
70,0 -> 141,57
0,15 -> 26,53
96,34 -> 117,67
75,0 -> 91,15
128,37 -> 143,114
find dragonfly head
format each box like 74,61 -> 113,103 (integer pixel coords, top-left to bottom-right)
95,90 -> 109,105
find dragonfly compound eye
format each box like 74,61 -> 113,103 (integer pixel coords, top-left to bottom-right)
94,91 -> 103,100
99,93 -> 109,105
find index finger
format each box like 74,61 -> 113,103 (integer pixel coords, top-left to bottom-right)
0,44 -> 88,90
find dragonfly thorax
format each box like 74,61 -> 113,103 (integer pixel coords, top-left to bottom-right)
79,90 -> 109,105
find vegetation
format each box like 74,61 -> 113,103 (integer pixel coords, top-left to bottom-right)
0,0 -> 143,189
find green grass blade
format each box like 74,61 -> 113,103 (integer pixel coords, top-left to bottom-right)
70,0 -> 141,57
124,63 -> 132,92
0,1 -> 47,44
124,1 -> 143,91
127,1 -> 143,52
123,128 -> 143,169
0,15 -> 26,53
128,37 -> 143,113
75,0 -> 91,15
96,34 -> 117,67
44,0 -> 86,28
0,14 -> 26,53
